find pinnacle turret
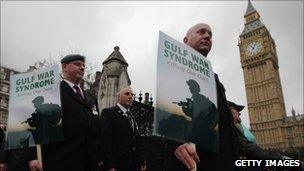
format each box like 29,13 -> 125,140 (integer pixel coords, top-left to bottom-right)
102,46 -> 128,66
245,0 -> 256,16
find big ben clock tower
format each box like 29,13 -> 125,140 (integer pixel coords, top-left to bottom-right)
238,0 -> 288,149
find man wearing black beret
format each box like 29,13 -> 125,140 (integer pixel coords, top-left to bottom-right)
33,54 -> 101,171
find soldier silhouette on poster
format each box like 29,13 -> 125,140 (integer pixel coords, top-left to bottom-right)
182,79 -> 218,151
21,96 -> 63,144
171,79 -> 218,151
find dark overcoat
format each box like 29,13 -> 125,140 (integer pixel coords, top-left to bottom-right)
42,81 -> 100,171
100,105 -> 142,171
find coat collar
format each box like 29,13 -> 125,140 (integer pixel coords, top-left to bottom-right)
117,103 -> 130,114
61,81 -> 89,107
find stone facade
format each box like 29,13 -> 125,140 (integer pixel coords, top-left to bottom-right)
0,66 -> 20,126
238,0 -> 304,152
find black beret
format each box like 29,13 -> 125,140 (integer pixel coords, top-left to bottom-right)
227,101 -> 245,112
61,54 -> 85,63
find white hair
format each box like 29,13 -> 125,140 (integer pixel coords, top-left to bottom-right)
117,85 -> 132,96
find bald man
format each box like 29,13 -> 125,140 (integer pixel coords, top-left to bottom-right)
183,23 -> 212,57
173,23 -> 236,171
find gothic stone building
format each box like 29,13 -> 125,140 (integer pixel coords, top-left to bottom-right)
238,0 -> 304,152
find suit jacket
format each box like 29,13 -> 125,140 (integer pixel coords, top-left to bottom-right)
99,106 -> 141,171
42,81 -> 100,171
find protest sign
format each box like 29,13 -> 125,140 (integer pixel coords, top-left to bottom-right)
5,65 -> 63,150
155,31 -> 218,152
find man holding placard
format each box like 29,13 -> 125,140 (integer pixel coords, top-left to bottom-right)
30,54 -> 101,171
173,23 -> 237,171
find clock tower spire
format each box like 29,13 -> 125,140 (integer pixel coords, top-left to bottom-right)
245,0 -> 254,13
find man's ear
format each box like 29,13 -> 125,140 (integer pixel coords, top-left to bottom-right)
183,37 -> 188,43
61,63 -> 67,72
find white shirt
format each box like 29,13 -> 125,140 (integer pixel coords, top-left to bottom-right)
117,103 -> 136,131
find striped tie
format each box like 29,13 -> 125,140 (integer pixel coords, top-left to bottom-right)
126,111 -> 136,132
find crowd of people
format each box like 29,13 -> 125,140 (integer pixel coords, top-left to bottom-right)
0,23 -> 302,171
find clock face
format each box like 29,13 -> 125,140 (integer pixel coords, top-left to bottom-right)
246,41 -> 262,56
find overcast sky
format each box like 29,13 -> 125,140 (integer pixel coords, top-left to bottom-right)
1,1 -> 303,128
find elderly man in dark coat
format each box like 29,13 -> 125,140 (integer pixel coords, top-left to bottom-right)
100,86 -> 144,171
31,54 -> 101,171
